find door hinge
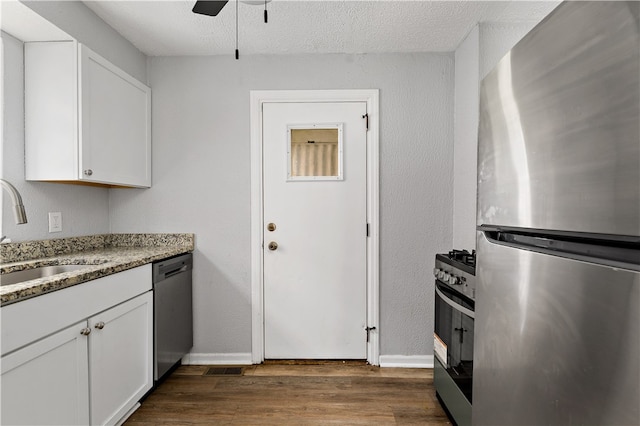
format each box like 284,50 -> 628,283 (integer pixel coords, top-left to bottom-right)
365,326 -> 377,343
362,113 -> 369,131
366,223 -> 370,237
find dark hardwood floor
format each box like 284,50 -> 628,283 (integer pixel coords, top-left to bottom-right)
125,361 -> 452,425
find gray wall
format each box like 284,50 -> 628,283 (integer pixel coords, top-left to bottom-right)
0,1 -> 147,242
22,1 -> 147,83
1,31 -> 110,241
109,53 -> 455,359
453,26 -> 480,251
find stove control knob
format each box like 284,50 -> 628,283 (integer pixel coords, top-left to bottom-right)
448,275 -> 459,286
433,268 -> 440,278
438,270 -> 446,280
442,272 -> 451,282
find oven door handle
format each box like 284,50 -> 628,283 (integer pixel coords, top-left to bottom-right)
435,285 -> 475,319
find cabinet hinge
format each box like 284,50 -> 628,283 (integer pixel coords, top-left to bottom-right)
362,113 -> 369,131
366,223 -> 370,237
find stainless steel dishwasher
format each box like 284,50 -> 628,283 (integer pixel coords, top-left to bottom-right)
152,253 -> 193,381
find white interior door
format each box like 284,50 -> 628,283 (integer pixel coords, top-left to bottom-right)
263,101 -> 368,359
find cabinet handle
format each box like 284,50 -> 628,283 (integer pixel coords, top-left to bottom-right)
83,169 -> 93,176
80,327 -> 92,336
94,321 -> 105,330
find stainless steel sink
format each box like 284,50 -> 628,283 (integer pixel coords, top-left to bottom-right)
0,265 -> 92,286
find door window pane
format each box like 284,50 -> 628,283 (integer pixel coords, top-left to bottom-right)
287,125 -> 343,181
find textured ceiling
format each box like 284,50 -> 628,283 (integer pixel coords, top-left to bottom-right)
82,1 -> 559,57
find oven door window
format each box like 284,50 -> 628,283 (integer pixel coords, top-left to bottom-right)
434,280 -> 474,403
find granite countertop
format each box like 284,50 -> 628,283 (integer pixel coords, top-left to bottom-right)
0,233 -> 194,306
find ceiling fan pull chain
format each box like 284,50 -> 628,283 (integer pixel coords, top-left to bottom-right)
264,0 -> 268,23
235,0 -> 239,59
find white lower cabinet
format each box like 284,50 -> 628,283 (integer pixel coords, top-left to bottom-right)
1,321 -> 90,425
89,292 -> 153,426
0,265 -> 153,426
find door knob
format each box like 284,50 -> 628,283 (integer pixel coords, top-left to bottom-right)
267,223 -> 276,232
268,241 -> 278,251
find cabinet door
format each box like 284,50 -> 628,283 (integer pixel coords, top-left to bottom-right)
1,321 -> 90,425
89,292 -> 153,426
79,45 -> 151,187
25,41 -> 79,181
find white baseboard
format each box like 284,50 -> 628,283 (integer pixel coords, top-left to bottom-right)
379,355 -> 433,368
182,352 -> 253,365
182,353 -> 433,368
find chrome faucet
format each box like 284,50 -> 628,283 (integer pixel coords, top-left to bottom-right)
0,179 -> 28,224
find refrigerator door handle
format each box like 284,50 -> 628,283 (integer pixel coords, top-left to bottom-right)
435,285 -> 475,319
480,228 -> 640,272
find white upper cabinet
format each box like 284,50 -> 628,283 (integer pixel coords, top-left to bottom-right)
25,41 -> 151,188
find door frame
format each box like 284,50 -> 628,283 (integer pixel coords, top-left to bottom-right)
250,89 -> 380,365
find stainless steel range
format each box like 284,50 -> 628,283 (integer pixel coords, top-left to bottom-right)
433,250 -> 475,426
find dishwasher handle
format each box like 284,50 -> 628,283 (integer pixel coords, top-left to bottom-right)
163,264 -> 188,279
153,253 -> 193,283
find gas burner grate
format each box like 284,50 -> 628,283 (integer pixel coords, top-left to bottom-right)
448,249 -> 476,267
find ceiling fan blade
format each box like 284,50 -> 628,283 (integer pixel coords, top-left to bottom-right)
192,1 -> 228,17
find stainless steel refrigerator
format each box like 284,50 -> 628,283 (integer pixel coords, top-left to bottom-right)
474,2 -> 639,425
